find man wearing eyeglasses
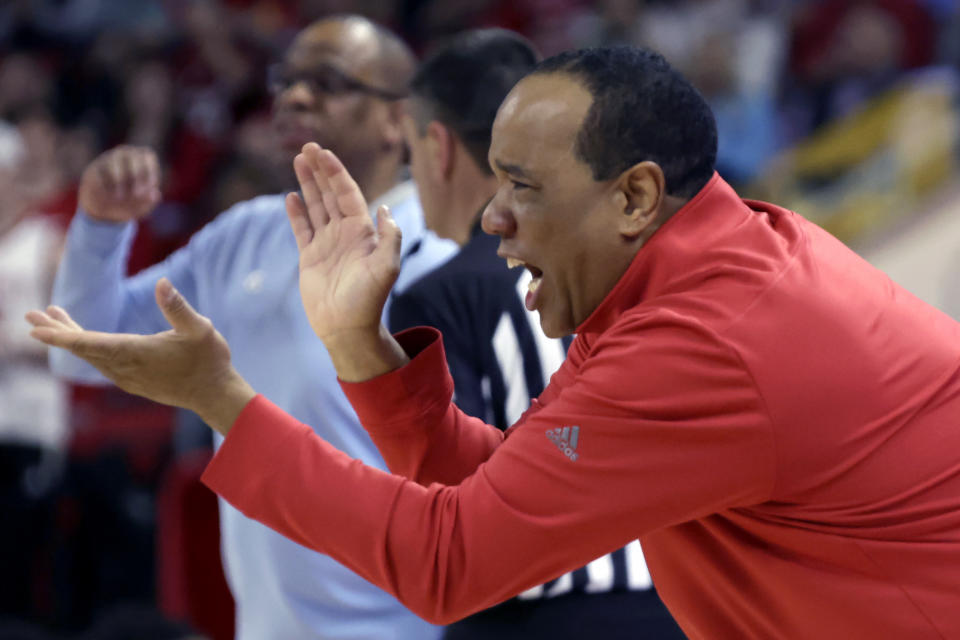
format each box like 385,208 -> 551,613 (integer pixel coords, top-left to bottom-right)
47,15 -> 454,640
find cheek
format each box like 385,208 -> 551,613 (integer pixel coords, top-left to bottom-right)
322,98 -> 370,126
348,99 -> 376,126
544,208 -> 603,293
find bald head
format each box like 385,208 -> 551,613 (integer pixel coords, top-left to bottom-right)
291,15 -> 416,97
273,15 -> 415,201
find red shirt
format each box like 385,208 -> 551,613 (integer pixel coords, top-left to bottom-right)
204,175 -> 960,638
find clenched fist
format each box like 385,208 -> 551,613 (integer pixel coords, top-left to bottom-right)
78,145 -> 161,223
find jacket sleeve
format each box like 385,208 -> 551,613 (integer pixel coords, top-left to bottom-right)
202,314 -> 776,624
49,211 -> 203,383
390,287 -> 488,419
341,327 -> 505,485
388,287 -> 504,484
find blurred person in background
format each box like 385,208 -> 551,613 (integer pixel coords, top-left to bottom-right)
398,0 -> 583,57
0,120 -> 67,623
682,27 -> 779,188
0,52 -> 55,118
46,14 -> 454,640
788,0 -> 936,135
569,0 -> 786,187
390,29 -> 685,638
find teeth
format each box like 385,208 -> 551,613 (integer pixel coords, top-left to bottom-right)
528,277 -> 541,293
506,257 -> 523,269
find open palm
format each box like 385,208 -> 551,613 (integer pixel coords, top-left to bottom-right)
285,143 -> 402,342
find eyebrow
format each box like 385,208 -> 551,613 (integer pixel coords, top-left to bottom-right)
494,160 -> 535,181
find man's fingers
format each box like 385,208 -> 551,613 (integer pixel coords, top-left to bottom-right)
317,167 -> 343,222
30,326 -> 79,355
27,324 -> 112,359
87,146 -> 161,215
155,278 -> 208,334
25,307 -> 78,332
316,149 -> 368,219
285,192 -> 313,251
26,309 -> 122,365
112,149 -> 133,199
46,305 -> 83,330
129,149 -> 155,199
302,144 -> 343,220
294,153 -> 330,229
129,151 -> 146,191
374,205 -> 403,270
96,155 -> 118,197
25,309 -> 59,329
145,151 -> 162,204
28,326 -> 79,350
144,150 -> 161,192
100,146 -> 144,200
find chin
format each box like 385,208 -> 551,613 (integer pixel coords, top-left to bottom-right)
280,137 -> 314,157
538,315 -> 570,340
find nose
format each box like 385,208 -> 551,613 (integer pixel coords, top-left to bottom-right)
274,81 -> 318,111
481,194 -> 516,238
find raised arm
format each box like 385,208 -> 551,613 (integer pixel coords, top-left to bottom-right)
203,313 -> 772,623
341,324 -> 506,485
285,143 -> 511,480
50,145 -> 199,382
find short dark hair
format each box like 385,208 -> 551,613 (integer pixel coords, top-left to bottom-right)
533,46 -> 717,199
409,29 -> 539,173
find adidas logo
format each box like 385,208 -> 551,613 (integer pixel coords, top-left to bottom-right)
546,426 -> 580,461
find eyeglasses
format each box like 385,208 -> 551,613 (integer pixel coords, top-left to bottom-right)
267,63 -> 407,101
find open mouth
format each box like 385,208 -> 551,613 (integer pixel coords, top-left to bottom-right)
506,257 -> 544,310
273,113 -> 323,150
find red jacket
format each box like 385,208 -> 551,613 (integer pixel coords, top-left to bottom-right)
204,175 -> 960,638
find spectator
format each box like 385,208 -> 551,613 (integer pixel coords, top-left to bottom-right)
44,14 -> 455,640
788,0 -> 937,133
0,120 -> 67,624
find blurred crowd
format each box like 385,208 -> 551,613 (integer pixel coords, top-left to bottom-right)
3,0 -> 959,229
1,0 -> 959,637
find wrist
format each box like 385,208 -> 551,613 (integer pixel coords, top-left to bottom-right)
81,211 -> 128,225
323,324 -> 409,383
193,371 -> 257,436
77,207 -> 132,227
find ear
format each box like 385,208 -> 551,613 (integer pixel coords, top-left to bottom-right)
425,120 -> 455,182
612,161 -> 666,239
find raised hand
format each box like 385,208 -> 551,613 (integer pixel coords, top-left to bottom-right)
285,142 -> 409,382
79,145 -> 161,223
26,279 -> 255,434
285,142 -> 402,342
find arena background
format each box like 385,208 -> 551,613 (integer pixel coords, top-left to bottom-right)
1,1 -> 958,638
